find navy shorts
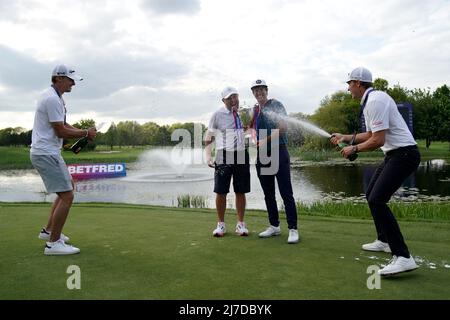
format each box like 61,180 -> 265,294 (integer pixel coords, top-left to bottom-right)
214,149 -> 250,194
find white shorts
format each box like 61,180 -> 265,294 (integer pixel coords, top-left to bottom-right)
30,154 -> 73,193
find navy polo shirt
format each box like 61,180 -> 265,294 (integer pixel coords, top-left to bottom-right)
256,99 -> 288,146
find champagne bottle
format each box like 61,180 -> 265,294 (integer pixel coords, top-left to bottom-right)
337,131 -> 358,161
70,123 -> 103,154
71,136 -> 89,154
338,141 -> 358,162
332,131 -> 358,161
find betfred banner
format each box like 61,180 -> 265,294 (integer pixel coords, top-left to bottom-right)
67,163 -> 126,180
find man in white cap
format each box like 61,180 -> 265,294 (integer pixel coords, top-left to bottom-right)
204,86 -> 250,237
31,64 -> 96,255
250,79 -> 299,244
330,67 -> 420,276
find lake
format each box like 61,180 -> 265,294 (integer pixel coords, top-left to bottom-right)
0,149 -> 448,209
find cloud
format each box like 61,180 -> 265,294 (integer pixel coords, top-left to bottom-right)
1,0 -> 449,130
141,0 -> 201,15
0,45 -> 51,90
74,85 -> 219,121
66,51 -> 191,100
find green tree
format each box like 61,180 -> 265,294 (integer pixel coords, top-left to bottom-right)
410,85 -> 450,148
310,91 -> 359,134
0,128 -> 13,145
433,85 -> 450,147
72,119 -> 96,129
141,122 -> 161,145
169,122 -> 205,147
410,88 -> 435,147
387,84 -> 409,103
373,78 -> 389,92
0,127 -> 31,146
71,119 -> 97,151
104,122 -> 118,150
154,125 -> 171,146
116,121 -> 143,147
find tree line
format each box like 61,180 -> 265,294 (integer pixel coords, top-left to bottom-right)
1,79 -> 448,149
0,120 -> 205,150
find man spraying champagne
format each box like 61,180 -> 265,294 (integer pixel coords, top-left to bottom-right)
330,67 -> 420,276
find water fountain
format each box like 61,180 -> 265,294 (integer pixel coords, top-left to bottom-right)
122,148 -> 213,183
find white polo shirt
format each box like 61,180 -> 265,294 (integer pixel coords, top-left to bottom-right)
207,106 -> 245,151
31,87 -> 66,155
362,88 -> 416,153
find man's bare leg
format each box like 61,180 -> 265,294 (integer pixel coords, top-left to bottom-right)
216,193 -> 226,222
45,196 -> 61,231
49,191 -> 74,242
235,193 -> 246,222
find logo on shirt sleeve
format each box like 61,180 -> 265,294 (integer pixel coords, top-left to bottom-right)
371,120 -> 384,128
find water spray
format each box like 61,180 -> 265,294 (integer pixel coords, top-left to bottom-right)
263,111 -> 331,138
264,111 -> 358,161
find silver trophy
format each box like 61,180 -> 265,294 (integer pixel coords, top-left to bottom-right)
238,104 -> 255,146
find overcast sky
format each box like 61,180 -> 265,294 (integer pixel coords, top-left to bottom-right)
0,0 -> 449,130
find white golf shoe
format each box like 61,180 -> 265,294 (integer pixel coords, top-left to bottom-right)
44,239 -> 80,255
212,222 -> 226,237
258,225 -> 281,238
378,255 -> 419,276
235,222 -> 249,236
39,228 -> 70,243
287,229 -> 299,244
362,239 -> 391,253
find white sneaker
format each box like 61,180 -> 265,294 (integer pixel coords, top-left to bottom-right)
44,239 -> 80,255
38,228 -> 70,243
212,222 -> 226,237
362,240 -> 391,253
378,255 -> 419,276
287,229 -> 299,244
258,225 -> 281,238
235,222 -> 249,236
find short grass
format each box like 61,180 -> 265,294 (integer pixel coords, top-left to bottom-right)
298,201 -> 450,221
417,140 -> 450,159
1,203 -> 449,300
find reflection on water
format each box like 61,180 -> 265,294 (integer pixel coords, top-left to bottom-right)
0,159 -> 449,209
295,159 -> 450,201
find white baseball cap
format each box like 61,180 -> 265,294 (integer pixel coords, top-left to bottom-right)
250,79 -> 267,89
221,86 -> 238,99
52,64 -> 83,81
347,67 -> 372,83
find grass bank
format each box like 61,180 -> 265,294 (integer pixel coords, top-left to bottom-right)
298,201 -> 450,221
0,203 -> 449,299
